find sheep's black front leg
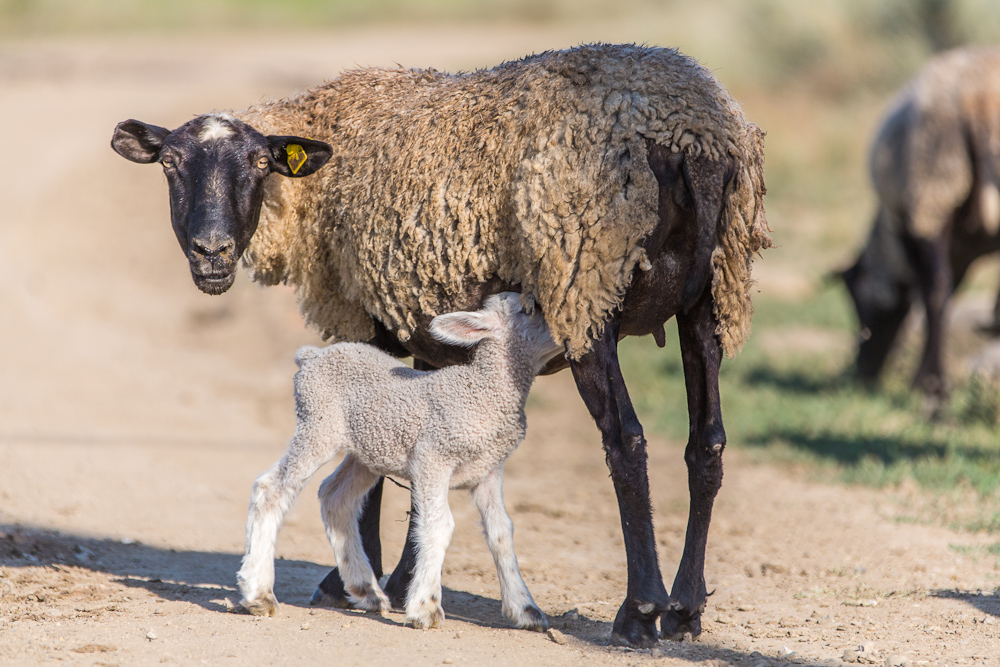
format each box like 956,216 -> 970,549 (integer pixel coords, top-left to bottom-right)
661,288 -> 725,640
312,477 -> 384,606
570,319 -> 670,648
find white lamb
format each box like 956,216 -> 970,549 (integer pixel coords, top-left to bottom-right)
236,292 -> 561,630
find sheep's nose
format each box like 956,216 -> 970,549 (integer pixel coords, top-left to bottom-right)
192,237 -> 235,257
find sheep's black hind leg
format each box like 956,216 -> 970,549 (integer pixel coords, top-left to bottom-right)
311,477 -> 384,607
661,287 -> 725,640
570,319 -> 670,648
382,500 -> 418,608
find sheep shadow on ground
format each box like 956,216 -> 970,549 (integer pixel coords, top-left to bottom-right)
1,524 -> 848,664
930,588 -> 1000,619
740,365 -> 853,396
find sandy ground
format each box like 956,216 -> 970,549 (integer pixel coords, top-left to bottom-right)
1,26 -> 999,667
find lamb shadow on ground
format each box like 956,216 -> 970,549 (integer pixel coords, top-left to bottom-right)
2,523 -> 842,664
930,588 -> 1000,618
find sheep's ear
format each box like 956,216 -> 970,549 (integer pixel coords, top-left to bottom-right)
267,136 -> 333,178
429,311 -> 498,347
112,119 -> 171,164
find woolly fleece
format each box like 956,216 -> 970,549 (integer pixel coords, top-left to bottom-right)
238,43 -> 770,358
872,46 -> 1000,239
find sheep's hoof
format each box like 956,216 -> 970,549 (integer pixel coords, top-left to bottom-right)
406,600 -> 445,629
660,604 -> 702,641
240,593 -> 279,617
310,570 -> 353,609
513,605 -> 548,632
609,600 -> 661,648
309,586 -> 352,609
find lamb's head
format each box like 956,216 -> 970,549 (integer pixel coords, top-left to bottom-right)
429,293 -> 563,373
111,115 -> 332,295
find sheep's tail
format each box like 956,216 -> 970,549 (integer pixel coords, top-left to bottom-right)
294,346 -> 324,367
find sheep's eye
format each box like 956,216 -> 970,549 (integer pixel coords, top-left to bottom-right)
161,158 -> 175,169
256,156 -> 269,170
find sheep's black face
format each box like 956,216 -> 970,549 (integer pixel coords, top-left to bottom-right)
112,115 -> 332,295
840,254 -> 913,382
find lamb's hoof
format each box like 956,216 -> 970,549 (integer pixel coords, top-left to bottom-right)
347,583 -> 391,616
512,605 -> 548,632
660,604 -> 702,641
309,586 -> 352,609
240,593 -> 279,617
407,600 -> 445,629
609,600 -> 661,648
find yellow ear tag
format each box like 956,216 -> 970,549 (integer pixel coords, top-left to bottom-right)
286,144 -> 307,175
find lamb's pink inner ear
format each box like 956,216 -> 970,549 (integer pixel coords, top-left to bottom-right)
431,312 -> 494,344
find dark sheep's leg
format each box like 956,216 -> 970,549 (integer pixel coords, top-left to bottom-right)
661,287 -> 725,640
311,477 -> 384,607
910,236 -> 951,408
570,318 -> 670,648
382,500 -> 419,608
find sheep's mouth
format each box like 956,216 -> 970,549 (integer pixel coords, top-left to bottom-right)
191,270 -> 237,295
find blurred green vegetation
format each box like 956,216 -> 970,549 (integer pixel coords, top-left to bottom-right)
5,0 -> 1000,529
617,286 -> 1000,534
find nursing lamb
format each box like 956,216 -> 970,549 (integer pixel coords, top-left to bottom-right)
237,293 -> 561,630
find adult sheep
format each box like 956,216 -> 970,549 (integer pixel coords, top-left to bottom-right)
841,46 -> 1000,407
111,43 -> 770,647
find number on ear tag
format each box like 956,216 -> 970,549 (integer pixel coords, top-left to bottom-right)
287,144 -> 307,175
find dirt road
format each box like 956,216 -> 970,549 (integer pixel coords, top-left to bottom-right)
1,27 -> 997,667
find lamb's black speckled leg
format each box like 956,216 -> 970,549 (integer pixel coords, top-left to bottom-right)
661,288 -> 725,640
311,477 -> 384,607
570,319 -> 670,648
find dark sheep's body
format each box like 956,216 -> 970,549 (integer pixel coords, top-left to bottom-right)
842,46 -> 1000,404
111,43 -> 769,646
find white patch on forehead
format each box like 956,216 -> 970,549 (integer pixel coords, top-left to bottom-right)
199,116 -> 235,142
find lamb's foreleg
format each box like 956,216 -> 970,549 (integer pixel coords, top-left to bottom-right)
661,286 -> 725,640
405,469 -> 454,629
472,466 -> 546,631
318,454 -> 389,613
237,434 -> 338,616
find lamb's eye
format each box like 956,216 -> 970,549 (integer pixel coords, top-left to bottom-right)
161,158 -> 175,169
256,157 -> 269,170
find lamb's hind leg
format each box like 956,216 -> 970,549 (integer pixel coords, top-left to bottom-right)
472,466 -> 547,631
661,285 -> 725,640
237,434 -> 339,616
318,454 -> 389,613
311,477 -> 384,607
570,318 -> 670,648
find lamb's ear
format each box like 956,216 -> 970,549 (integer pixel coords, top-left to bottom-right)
429,311 -> 499,347
112,120 -> 171,164
267,136 -> 333,178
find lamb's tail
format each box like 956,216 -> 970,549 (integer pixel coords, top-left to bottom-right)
294,346 -> 324,367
